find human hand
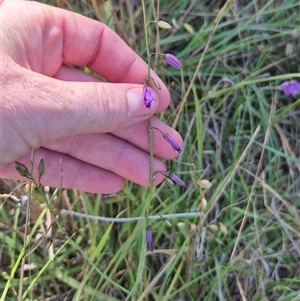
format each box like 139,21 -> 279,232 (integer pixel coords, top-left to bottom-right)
0,0 -> 183,193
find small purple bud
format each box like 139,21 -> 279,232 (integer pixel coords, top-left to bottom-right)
143,85 -> 156,108
278,80 -> 300,97
162,132 -> 182,153
150,127 -> 182,153
146,226 -> 153,252
163,53 -> 182,69
168,173 -> 188,189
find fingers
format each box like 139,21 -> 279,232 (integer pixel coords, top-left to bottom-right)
43,133 -> 167,186
0,145 -> 166,193
2,61 -> 162,165
111,116 -> 184,157
53,65 -> 102,82
0,149 -> 125,194
2,0 -> 170,110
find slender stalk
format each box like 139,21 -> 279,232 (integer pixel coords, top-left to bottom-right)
60,209 -> 203,222
18,149 -> 34,301
141,0 -> 151,86
141,0 -> 155,218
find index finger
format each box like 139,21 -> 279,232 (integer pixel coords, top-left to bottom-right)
40,2 -> 170,107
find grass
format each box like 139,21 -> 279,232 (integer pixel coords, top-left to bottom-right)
1,0 -> 300,300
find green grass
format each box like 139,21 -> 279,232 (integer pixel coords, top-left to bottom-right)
1,0 -> 300,300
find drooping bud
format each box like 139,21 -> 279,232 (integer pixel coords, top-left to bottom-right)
38,158 -> 45,184
157,20 -> 172,30
219,223 -> 228,235
163,53 -> 182,69
168,173 -> 188,189
199,197 -> 207,211
146,226 -> 153,252
177,222 -> 185,228
198,179 -> 212,190
150,127 -> 182,153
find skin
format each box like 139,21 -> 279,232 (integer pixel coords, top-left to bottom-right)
0,0 -> 183,193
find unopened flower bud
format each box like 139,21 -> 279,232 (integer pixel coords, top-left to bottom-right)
199,197 -> 207,211
168,173 -> 188,189
157,20 -> 172,29
146,226 -> 153,252
38,158 -> 45,178
150,126 -> 182,153
164,219 -> 172,227
15,161 -> 32,179
208,224 -> 218,232
177,222 -> 185,228
199,179 -> 212,189
163,53 -> 182,69
219,223 -> 228,235
190,223 -> 197,231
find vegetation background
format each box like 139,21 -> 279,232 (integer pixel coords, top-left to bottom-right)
1,0 -> 300,300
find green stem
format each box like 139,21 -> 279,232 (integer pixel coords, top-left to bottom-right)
60,209 -> 204,222
141,0 -> 151,86
141,0 -> 154,220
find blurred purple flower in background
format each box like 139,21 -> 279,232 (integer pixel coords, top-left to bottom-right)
278,80 -> 300,97
143,85 -> 156,108
163,53 -> 182,69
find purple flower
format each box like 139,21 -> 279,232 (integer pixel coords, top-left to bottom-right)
163,53 -> 182,69
150,127 -> 182,153
278,80 -> 300,97
168,173 -> 188,189
143,85 -> 156,108
157,171 -> 188,189
162,132 -> 182,153
146,226 -> 153,252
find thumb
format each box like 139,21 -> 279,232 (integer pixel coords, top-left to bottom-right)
7,66 -> 160,144
58,81 -> 159,133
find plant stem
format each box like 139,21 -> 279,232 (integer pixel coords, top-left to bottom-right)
60,209 -> 204,223
141,0 -> 151,86
141,0 -> 155,220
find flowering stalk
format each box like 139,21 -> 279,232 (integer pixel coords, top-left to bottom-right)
141,0 -> 151,86
141,0 -> 155,256
141,0 -> 154,187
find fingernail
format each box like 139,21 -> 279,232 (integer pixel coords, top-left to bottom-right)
127,87 -> 158,118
